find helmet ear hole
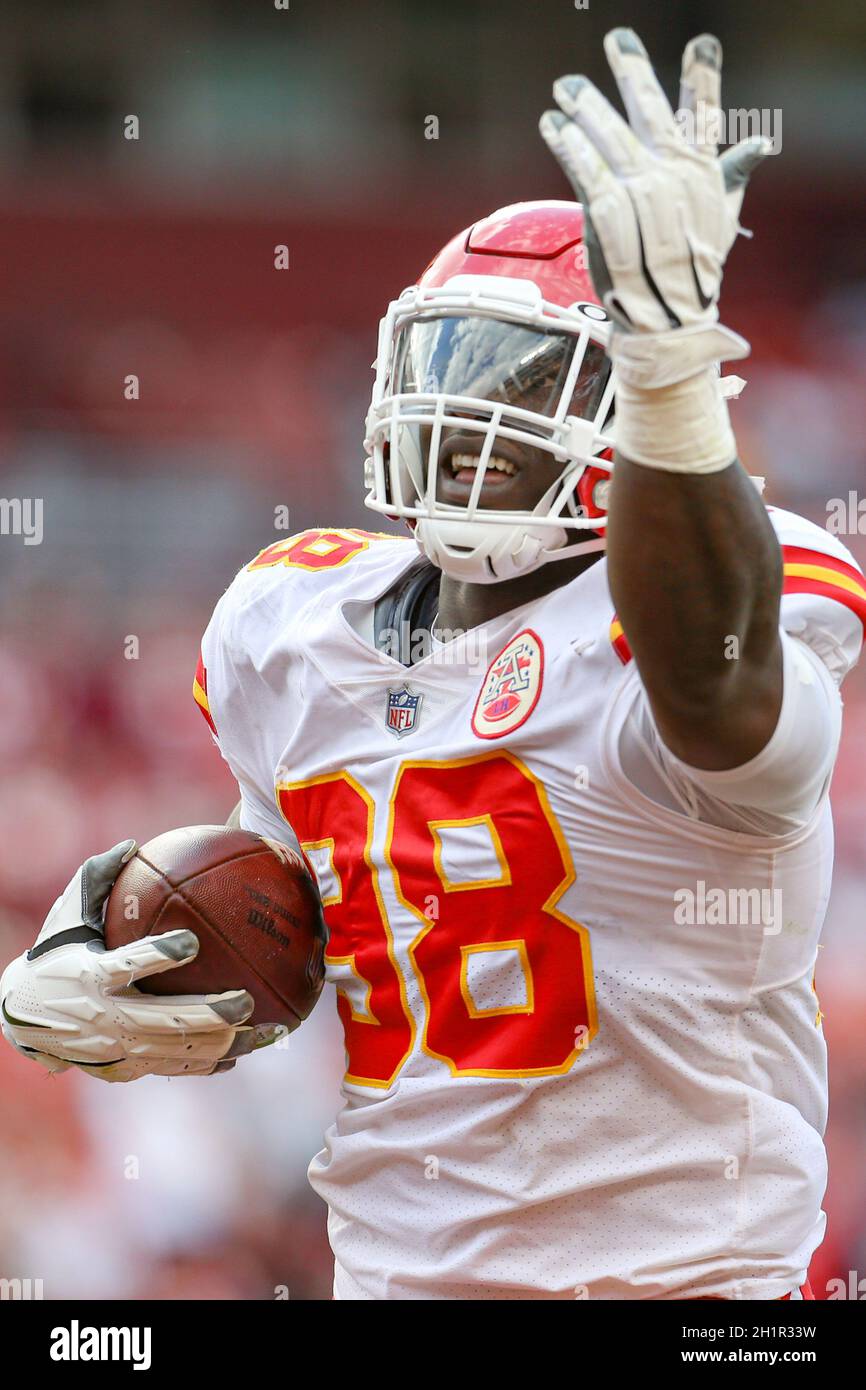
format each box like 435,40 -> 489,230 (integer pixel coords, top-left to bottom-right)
575,462 -> 612,522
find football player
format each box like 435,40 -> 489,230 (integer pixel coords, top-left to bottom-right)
3,30 -> 863,1299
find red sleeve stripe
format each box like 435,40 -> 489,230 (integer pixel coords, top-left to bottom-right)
193,652 -> 218,737
610,617 -> 633,665
782,573 -> 866,627
781,545 -> 865,587
782,548 -> 866,628
194,651 -> 207,693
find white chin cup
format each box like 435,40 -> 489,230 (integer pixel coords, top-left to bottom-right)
414,515 -> 568,585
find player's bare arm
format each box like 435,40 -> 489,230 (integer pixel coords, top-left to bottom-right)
542,30 -> 780,770
606,460 -> 782,769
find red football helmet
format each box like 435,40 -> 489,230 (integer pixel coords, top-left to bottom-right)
364,200 -> 617,583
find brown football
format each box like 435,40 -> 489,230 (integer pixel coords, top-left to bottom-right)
103,825 -> 327,1030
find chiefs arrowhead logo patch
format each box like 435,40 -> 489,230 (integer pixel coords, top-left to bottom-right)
471,629 -> 544,740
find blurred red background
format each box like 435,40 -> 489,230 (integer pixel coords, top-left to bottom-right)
0,0 -> 864,1301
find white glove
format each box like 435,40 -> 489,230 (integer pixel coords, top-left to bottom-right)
0,840 -> 282,1082
540,28 -> 771,391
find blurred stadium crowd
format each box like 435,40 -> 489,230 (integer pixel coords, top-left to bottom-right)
0,0 -> 864,1300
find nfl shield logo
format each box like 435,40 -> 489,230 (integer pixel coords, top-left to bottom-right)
386,685 -> 422,738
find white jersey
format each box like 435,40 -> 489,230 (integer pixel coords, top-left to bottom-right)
196,512 -> 864,1300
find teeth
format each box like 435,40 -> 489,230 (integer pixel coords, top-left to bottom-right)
450,453 -> 516,477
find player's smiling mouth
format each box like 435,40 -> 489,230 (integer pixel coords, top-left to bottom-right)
450,452 -> 518,479
437,435 -> 525,498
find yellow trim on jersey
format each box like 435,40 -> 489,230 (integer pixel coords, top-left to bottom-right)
429,814 -> 512,893
274,769 -> 416,1091
385,749 -> 598,1081
192,676 -> 210,714
298,836 -> 342,907
783,562 -> 866,600
811,947 -> 825,1030
248,528 -> 371,573
459,939 -> 535,1019
326,954 -> 379,1025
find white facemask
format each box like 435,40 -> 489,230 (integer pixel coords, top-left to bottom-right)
364,276 -> 616,584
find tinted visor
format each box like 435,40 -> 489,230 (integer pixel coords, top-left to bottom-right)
393,315 -> 610,422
